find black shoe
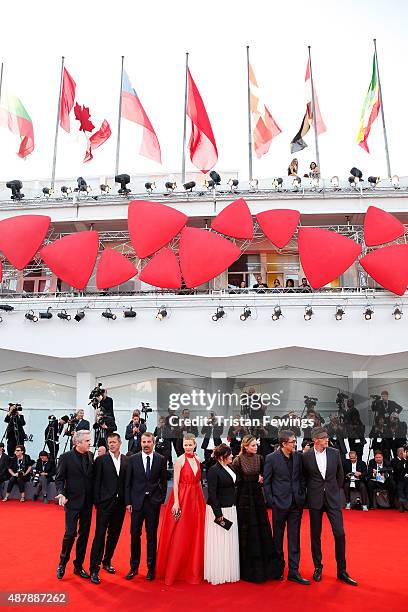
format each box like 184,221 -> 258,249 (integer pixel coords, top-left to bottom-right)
102,563 -> 116,574
313,566 -> 323,582
73,567 -> 90,579
90,572 -> 101,585
146,570 -> 155,581
337,571 -> 358,586
33,494 -> 38,502
56,565 -> 65,580
288,572 -> 310,585
125,568 -> 138,580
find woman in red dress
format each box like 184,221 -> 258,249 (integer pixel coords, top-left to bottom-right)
156,433 -> 206,585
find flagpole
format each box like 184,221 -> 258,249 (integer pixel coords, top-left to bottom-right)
307,46 -> 321,174
181,52 -> 189,184
115,55 -> 125,177
373,39 -> 392,178
0,62 -> 4,106
51,56 -> 65,189
246,46 -> 253,181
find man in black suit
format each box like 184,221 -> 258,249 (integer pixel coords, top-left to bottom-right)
372,390 -> 402,422
343,450 -> 369,510
125,432 -> 167,581
366,450 -> 395,508
387,413 -> 407,459
4,404 -> 26,456
55,429 -> 94,580
125,411 -> 147,455
89,433 -> 127,584
302,426 -> 357,586
264,430 -> 309,585
0,443 -> 9,498
391,447 -> 408,511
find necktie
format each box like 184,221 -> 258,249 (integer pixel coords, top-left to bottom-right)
146,455 -> 151,480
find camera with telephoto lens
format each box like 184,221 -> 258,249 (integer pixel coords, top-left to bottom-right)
89,383 -> 103,408
304,395 -> 318,409
31,469 -> 40,487
141,402 -> 152,419
9,403 -> 23,416
48,415 -> 57,422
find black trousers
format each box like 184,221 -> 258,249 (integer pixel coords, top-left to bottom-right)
396,480 -> 408,503
272,505 -> 303,573
89,497 -> 126,572
130,496 -> 161,571
46,440 -> 59,462
309,500 -> 346,573
366,479 -> 395,507
6,475 -> 26,494
59,503 -> 93,569
344,481 -> 369,506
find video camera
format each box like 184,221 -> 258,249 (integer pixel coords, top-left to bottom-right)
304,395 -> 318,409
31,469 -> 40,487
89,383 -> 104,409
9,403 -> 23,416
141,402 -> 153,420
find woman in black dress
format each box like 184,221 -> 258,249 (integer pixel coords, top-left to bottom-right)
232,435 -> 283,583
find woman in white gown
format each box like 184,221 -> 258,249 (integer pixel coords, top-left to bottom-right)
204,443 -> 240,585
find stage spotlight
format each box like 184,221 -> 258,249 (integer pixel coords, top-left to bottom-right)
144,181 -> 155,195
272,177 -> 283,191
57,310 -> 71,321
364,307 -> 374,320
61,186 -> 72,197
240,307 -> 251,321
368,176 -> 380,187
304,307 -> 313,321
292,177 -> 302,191
76,177 -> 91,193
204,179 -> 215,189
100,184 -> 111,194
156,306 -> 168,320
249,179 -> 259,191
6,180 -> 24,201
42,187 -> 54,197
39,307 -> 53,320
74,311 -> 85,322
0,305 -> 14,312
272,306 -> 282,321
209,171 -> 221,185
212,307 -> 225,322
335,307 -> 345,321
25,310 -> 38,323
123,307 -> 137,319
183,181 -> 196,192
102,308 -> 116,320
115,173 -> 131,195
393,306 -> 403,320
228,178 -> 239,192
391,175 -> 400,189
165,181 -> 177,193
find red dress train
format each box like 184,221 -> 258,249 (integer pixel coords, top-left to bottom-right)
156,456 -> 205,585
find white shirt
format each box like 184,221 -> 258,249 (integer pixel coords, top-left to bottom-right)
222,464 -> 236,482
351,461 -> 357,473
109,451 -> 121,476
314,447 -> 327,479
142,451 -> 153,473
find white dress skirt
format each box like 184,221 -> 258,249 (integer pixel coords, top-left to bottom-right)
204,504 -> 240,585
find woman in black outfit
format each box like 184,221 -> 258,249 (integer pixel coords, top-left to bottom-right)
232,435 -> 283,583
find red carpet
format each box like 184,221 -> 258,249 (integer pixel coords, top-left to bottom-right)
0,502 -> 406,611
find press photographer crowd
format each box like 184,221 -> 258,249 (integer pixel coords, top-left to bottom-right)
0,387 -> 407,587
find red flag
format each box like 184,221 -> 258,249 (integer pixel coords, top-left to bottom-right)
84,119 -> 111,163
59,68 -> 76,133
186,69 -> 218,173
74,103 -> 95,132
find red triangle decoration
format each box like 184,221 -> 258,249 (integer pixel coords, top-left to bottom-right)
211,198 -> 253,239
40,231 -> 99,290
128,200 -> 188,258
298,227 -> 361,289
0,215 -> 51,269
179,227 -> 241,288
139,248 -> 182,289
256,209 -> 300,248
364,206 -> 405,246
360,244 -> 408,295
96,249 -> 137,289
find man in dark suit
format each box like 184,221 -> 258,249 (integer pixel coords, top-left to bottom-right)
372,390 -> 402,422
4,404 -> 26,456
391,447 -> 408,511
366,450 -> 395,507
125,432 -> 167,581
0,443 -> 9,497
89,433 -> 127,584
125,411 -> 147,455
264,430 -> 309,585
302,426 -> 357,586
55,429 -> 94,580
343,450 -> 369,510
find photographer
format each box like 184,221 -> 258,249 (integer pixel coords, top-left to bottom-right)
98,388 -> 114,420
2,445 -> 33,502
371,391 -> 402,423
32,450 -> 56,503
45,415 -> 69,462
176,408 -> 199,455
391,447 -> 408,512
125,410 -> 147,455
0,443 -> 9,498
93,408 -> 116,450
227,416 -> 249,456
343,451 -> 369,511
366,450 -> 395,508
326,415 -> 347,461
4,403 -> 26,456
369,416 -> 390,461
347,413 -> 366,461
153,416 -> 172,466
201,412 -> 224,470
386,413 -> 407,459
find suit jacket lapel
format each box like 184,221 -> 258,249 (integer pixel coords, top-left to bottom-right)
310,448 -> 324,480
